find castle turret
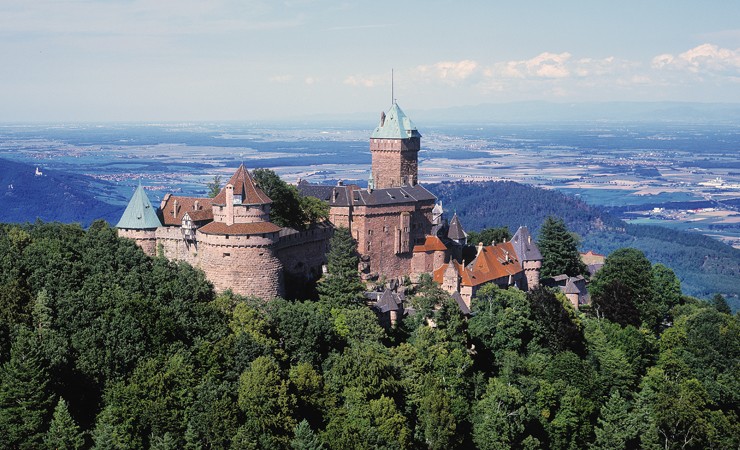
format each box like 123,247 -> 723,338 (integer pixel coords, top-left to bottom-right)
510,226 -> 542,290
116,183 -> 162,255
201,164 -> 284,299
370,103 -> 421,189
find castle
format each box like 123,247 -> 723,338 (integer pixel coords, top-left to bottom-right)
117,102 -> 555,310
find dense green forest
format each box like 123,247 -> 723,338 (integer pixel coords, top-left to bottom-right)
0,221 -> 737,449
428,180 -> 740,310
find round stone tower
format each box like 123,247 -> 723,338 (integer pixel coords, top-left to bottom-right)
198,164 -> 285,299
116,183 -> 162,256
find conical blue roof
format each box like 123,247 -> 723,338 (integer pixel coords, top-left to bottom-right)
116,183 -> 162,229
371,103 -> 422,139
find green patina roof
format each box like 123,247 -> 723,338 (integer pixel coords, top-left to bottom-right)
116,183 -> 162,229
371,103 -> 422,139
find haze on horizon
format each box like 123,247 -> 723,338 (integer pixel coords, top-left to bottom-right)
2,0 -> 740,122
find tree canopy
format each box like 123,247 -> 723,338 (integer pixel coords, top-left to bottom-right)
0,220 -> 737,449
537,216 -> 588,278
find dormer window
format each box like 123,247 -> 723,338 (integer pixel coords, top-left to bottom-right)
233,194 -> 242,204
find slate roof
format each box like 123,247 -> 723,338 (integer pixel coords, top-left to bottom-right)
452,291 -> 471,316
510,226 -> 542,261
160,194 -> 213,226
447,213 -> 467,240
297,182 -> 436,207
198,221 -> 282,236
365,289 -> 404,313
212,164 -> 272,206
116,184 -> 162,229
371,103 -> 422,140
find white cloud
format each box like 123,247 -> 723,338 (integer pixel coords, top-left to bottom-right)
344,75 -> 380,88
652,44 -> 740,75
497,52 -> 572,79
304,77 -> 317,85
416,60 -> 480,84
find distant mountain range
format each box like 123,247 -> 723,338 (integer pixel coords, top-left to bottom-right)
0,158 -> 121,226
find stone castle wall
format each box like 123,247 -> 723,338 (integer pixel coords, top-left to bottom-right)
198,240 -> 284,299
118,228 -> 157,256
349,200 -> 435,281
370,137 -> 420,189
277,225 -> 333,281
411,249 -> 447,275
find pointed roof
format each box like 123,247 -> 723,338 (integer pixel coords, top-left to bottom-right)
510,226 -> 542,261
116,184 -> 162,229
213,164 -> 272,206
371,103 -> 422,139
451,292 -> 471,316
447,213 -> 466,241
432,202 -> 443,216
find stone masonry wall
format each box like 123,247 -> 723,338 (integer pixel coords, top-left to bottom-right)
198,241 -> 284,299
153,226 -> 284,299
118,229 -> 157,256
370,137 -> 420,189
277,225 -> 333,281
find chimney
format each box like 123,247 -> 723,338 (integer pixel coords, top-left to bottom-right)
380,111 -> 386,127
528,234 -> 532,245
225,184 -> 234,225
173,199 -> 178,218
477,242 -> 484,256
194,200 -> 200,210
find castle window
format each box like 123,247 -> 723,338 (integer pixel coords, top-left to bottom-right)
223,252 -> 230,258
367,242 -> 371,251
368,230 -> 373,236
225,235 -> 229,239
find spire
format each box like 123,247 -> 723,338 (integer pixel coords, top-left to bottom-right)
116,183 -> 162,229
510,226 -> 542,262
370,103 -> 421,139
447,213 -> 467,243
212,164 -> 272,206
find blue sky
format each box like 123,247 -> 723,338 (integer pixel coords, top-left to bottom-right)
1,0 -> 739,121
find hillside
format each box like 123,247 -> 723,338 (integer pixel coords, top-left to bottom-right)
0,158 -> 121,226
427,180 -> 740,309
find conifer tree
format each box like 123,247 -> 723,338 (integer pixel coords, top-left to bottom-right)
537,216 -> 587,278
317,227 -> 365,308
44,397 -> 84,450
0,327 -> 54,449
592,392 -> 638,449
290,420 -> 324,450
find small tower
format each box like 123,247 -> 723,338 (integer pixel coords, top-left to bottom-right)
442,261 -> 460,295
370,103 -> 421,189
203,164 -> 284,299
116,183 -> 162,255
510,226 -> 543,290
447,213 -> 467,263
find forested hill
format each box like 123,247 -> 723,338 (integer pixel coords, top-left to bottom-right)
0,158 -> 121,226
427,180 -> 740,308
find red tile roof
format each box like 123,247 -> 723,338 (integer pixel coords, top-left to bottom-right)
434,242 -> 523,288
160,194 -> 213,226
413,236 -> 448,253
213,164 -> 272,205
199,221 -> 282,236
